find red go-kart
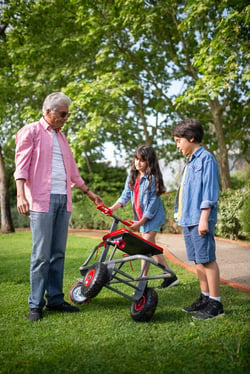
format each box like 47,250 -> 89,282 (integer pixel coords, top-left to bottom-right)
69,205 -> 177,322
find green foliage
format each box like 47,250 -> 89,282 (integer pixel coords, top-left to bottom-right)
239,193 -> 250,236
162,192 -> 182,234
216,187 -> 250,240
230,165 -> 250,190
11,184 -> 249,241
1,0 -> 249,192
84,163 -> 127,195
0,232 -> 249,374
70,194 -> 132,230
10,207 -> 30,229
70,191 -> 180,233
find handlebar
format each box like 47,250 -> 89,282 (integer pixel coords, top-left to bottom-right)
96,204 -> 134,227
97,205 -> 112,216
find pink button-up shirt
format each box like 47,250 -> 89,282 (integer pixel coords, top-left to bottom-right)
14,117 -> 85,212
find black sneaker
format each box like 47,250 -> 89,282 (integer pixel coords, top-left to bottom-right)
45,301 -> 79,313
27,308 -> 43,321
182,293 -> 209,313
192,298 -> 224,320
158,275 -> 179,289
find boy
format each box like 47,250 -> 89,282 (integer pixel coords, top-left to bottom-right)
172,119 -> 224,320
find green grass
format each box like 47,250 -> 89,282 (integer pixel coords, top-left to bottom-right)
0,232 -> 249,374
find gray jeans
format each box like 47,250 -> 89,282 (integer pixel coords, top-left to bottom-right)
29,194 -> 71,309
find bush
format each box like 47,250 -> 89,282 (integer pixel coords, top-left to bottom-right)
239,191 -> 250,236
11,207 -> 30,228
216,187 -> 250,240
70,192 -> 132,230
230,165 -> 250,190
11,172 -> 249,241
69,191 -> 182,234
162,192 -> 182,234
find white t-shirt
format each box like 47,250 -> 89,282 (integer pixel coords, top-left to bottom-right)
51,129 -> 67,194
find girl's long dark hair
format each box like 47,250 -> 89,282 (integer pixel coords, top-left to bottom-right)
128,145 -> 166,196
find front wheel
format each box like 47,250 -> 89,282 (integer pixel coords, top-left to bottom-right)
81,263 -> 108,299
130,287 -> 158,322
69,282 -> 91,305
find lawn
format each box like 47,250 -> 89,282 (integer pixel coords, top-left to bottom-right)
0,231 -> 249,374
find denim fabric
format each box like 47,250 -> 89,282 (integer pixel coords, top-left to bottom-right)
182,221 -> 216,264
117,174 -> 166,232
29,194 -> 71,308
174,147 -> 219,226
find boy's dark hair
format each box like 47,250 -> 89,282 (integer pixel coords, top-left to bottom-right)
129,145 -> 166,196
172,119 -> 204,143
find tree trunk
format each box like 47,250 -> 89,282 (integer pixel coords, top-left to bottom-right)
209,100 -> 231,190
0,146 -> 15,233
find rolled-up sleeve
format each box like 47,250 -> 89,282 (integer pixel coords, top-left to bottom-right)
118,175 -> 132,206
14,127 -> 34,181
200,157 -> 219,210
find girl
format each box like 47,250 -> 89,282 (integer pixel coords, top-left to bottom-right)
109,145 -> 179,288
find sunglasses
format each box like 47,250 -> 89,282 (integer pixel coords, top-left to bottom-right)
58,111 -> 71,118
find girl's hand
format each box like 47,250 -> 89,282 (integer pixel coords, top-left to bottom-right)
129,217 -> 148,232
129,221 -> 141,232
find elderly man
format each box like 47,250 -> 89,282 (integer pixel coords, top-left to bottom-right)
14,92 -> 103,321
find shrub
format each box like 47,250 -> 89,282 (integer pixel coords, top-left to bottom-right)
162,192 -> 182,234
11,207 -> 30,228
70,193 -> 132,230
239,191 -> 250,237
216,187 -> 250,240
69,191 -> 182,234
230,165 -> 250,190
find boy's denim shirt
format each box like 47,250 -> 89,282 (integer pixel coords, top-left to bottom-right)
174,146 -> 219,227
117,174 -> 166,232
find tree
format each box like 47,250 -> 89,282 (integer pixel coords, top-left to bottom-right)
0,145 -> 14,232
1,0 -> 249,200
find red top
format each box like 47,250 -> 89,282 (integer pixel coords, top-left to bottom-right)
134,177 -> 143,220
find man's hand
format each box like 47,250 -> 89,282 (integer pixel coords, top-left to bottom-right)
17,196 -> 30,216
16,179 -> 30,215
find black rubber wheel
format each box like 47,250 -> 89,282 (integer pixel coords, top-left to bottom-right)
69,282 -> 91,305
81,262 -> 108,299
130,287 -> 158,322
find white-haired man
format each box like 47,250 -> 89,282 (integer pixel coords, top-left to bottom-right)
14,92 -> 103,321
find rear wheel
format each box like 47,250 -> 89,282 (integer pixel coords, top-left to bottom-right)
130,287 -> 158,322
81,263 -> 108,298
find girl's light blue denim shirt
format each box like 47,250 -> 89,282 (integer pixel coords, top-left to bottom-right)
174,147 -> 219,227
117,174 -> 166,233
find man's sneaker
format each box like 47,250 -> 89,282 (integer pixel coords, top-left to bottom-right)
158,275 -> 179,289
27,308 -> 43,321
182,293 -> 209,313
45,301 -> 79,313
192,298 -> 224,320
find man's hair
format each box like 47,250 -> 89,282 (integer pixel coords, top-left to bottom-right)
42,92 -> 71,114
172,119 -> 204,143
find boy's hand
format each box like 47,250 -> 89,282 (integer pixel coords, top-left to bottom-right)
198,222 -> 209,236
198,208 -> 211,236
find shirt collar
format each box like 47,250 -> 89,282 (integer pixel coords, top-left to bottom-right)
39,116 -> 61,133
189,146 -> 204,161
